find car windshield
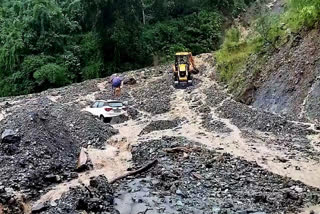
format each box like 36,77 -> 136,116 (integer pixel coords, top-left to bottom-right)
107,102 -> 123,107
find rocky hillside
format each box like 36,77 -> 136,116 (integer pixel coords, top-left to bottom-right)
236,27 -> 320,123
0,54 -> 320,213
214,0 -> 320,124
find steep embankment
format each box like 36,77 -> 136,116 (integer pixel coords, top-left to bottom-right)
215,0 -> 320,124
0,54 -> 320,213
239,28 -> 320,123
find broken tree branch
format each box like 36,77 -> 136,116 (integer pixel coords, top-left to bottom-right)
109,159 -> 158,184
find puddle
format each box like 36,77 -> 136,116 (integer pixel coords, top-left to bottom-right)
114,178 -> 178,214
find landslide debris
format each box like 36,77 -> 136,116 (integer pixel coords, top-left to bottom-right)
215,99 -> 315,136
132,74 -> 174,115
124,136 -> 320,214
202,114 -> 232,133
139,119 -> 182,135
0,97 -> 117,204
40,176 -> 116,214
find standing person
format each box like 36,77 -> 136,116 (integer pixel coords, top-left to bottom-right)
110,75 -> 123,97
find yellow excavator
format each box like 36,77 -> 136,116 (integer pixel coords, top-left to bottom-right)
172,52 -> 198,86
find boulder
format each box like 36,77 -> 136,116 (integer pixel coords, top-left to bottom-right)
123,77 -> 137,85
1,129 -> 20,144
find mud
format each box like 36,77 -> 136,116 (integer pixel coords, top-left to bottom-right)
139,119 -> 182,136
1,53 -> 320,213
124,136 -> 320,213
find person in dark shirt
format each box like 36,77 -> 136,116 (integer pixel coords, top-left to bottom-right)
110,75 -> 123,97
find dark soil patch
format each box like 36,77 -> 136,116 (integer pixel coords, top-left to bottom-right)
139,119 -> 181,135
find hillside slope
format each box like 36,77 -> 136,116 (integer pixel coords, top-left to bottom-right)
0,54 -> 320,213
238,28 -> 320,123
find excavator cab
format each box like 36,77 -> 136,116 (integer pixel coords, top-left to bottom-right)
173,52 -> 194,86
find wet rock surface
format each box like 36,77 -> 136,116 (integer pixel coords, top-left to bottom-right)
132,74 -> 175,115
140,119 -> 182,135
122,136 -> 320,214
42,176 -> 116,214
0,97 -> 117,203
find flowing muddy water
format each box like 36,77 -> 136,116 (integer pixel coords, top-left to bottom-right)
33,118 -> 146,208
33,66 -> 320,210
144,79 -> 320,188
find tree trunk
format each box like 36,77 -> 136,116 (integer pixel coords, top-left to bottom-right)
141,0 -> 146,25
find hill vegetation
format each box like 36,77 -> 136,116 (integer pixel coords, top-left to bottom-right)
0,0 -> 254,97
215,0 -> 320,93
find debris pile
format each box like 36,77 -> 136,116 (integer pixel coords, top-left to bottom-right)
139,119 -> 182,135
0,97 -> 117,202
40,176 -> 116,214
127,136 -> 320,213
132,74 -> 174,115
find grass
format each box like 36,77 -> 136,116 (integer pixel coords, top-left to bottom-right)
215,27 -> 263,85
215,0 -> 320,91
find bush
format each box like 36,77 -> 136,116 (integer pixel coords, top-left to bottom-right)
81,61 -> 103,80
285,0 -> 320,31
33,63 -> 71,88
216,27 -> 263,85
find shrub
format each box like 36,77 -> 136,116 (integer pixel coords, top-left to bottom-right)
33,63 -> 71,88
285,0 -> 320,31
81,61 -> 103,80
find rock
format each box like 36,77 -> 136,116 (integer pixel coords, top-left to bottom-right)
70,172 -> 79,179
123,77 -> 137,85
1,129 -> 20,144
294,186 -> 304,193
77,147 -> 88,172
50,201 -> 57,207
45,174 -> 61,183
32,203 -> 47,213
1,129 -> 16,139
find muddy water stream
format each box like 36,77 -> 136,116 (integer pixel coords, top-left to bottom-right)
33,72 -> 320,211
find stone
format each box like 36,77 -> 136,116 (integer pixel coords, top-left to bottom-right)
77,148 -> 88,172
32,203 -> 47,213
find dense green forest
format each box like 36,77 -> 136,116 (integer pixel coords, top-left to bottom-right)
0,0 -> 254,97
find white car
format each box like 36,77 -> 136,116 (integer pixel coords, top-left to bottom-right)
85,100 -> 128,123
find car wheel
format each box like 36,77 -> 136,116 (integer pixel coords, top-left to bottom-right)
100,115 -> 105,122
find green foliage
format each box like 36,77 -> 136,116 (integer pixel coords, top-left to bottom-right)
216,31 -> 263,85
285,0 -> 320,31
216,0 -> 320,92
140,11 -> 223,63
0,0 -> 254,97
33,63 -> 71,88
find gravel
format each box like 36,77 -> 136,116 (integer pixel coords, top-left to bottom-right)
139,119 -> 182,135
202,114 -> 233,133
42,176 -> 116,214
124,136 -> 320,214
132,74 -> 175,115
0,97 -> 117,203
